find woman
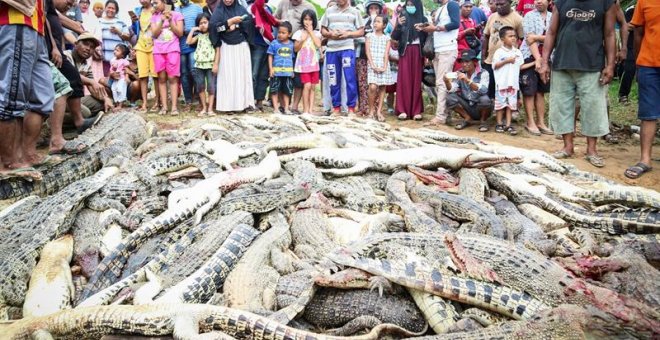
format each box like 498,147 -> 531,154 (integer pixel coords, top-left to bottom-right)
82,1 -> 105,93
79,0 -> 90,15
391,0 -> 427,120
519,0 -> 552,136
210,0 -> 255,113
355,0 -> 384,117
151,0 -> 184,115
99,0 -> 131,75
455,0 -> 479,70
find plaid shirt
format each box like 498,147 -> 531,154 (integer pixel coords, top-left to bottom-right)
64,50 -> 93,80
448,69 -> 489,104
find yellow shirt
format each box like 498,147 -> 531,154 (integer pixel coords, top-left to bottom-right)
135,7 -> 154,53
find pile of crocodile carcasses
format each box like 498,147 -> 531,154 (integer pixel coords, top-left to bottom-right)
0,111 -> 658,339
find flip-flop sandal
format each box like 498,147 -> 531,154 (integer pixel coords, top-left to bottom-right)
76,114 -> 102,134
0,167 -> 43,181
624,162 -> 652,179
454,120 -> 470,130
158,108 -> 168,116
137,107 -> 148,113
398,113 -> 407,120
197,111 -> 207,117
524,126 -> 541,136
170,110 -> 180,116
63,140 -> 89,155
539,127 -> 554,135
584,154 -> 605,168
552,150 -> 573,159
34,155 -> 62,167
478,123 -> 489,132
413,114 -> 422,121
506,126 -> 518,135
603,133 -> 619,144
495,125 -> 505,133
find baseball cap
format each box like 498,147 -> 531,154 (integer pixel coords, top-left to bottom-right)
77,32 -> 101,48
458,49 -> 478,61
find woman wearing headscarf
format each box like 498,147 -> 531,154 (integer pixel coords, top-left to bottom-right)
210,0 -> 255,112
391,0 -> 427,120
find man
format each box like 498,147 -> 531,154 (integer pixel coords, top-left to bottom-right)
445,49 -> 492,132
624,0 -> 659,179
0,0 -> 54,173
320,0 -> 364,115
481,0 -> 523,98
539,0 -> 616,168
177,0 -> 203,109
417,0 -> 460,125
275,0 -> 316,113
617,3 -> 635,104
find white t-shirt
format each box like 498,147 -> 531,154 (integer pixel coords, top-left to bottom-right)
492,46 -> 524,90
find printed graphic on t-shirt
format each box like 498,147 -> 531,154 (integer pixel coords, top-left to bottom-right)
566,8 -> 596,21
267,40 -> 295,77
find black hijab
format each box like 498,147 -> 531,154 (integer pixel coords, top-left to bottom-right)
392,0 -> 427,56
210,0 -> 253,46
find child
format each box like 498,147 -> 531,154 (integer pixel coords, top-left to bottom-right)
493,26 -> 524,135
365,14 -> 392,122
386,40 -> 399,115
151,0 -> 184,115
268,22 -> 295,115
187,13 -> 216,117
293,10 -> 322,115
110,44 -> 130,109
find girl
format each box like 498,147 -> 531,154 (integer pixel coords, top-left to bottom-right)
293,10 -> 322,115
365,14 -> 393,122
187,13 -> 217,116
110,44 -> 130,109
210,0 -> 254,113
151,0 -> 184,115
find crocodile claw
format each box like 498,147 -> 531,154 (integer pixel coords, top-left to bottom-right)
368,276 -> 393,297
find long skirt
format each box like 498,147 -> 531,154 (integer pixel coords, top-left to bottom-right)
216,42 -> 254,112
395,44 -> 424,118
356,58 -> 369,115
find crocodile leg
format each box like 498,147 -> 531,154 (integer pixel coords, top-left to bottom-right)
326,316 -> 384,336
443,233 -> 501,284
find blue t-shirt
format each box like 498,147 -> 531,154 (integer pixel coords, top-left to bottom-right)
177,3 -> 203,54
267,40 -> 295,77
470,6 -> 488,26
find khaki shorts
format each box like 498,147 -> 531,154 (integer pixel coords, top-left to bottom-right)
549,70 -> 609,137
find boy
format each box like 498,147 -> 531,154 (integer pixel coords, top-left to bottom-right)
268,22 -> 296,114
493,26 -> 523,135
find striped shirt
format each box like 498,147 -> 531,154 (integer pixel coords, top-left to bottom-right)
99,16 -> 129,62
176,3 -> 202,54
0,0 -> 45,35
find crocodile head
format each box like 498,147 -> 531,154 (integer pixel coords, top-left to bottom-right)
463,153 -> 523,169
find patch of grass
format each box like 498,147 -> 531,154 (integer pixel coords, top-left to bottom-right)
608,78 -> 639,127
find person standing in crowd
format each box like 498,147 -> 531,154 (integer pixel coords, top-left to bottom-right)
210,0 -> 255,112
248,0 -> 276,111
481,0 -> 523,99
520,0 -> 552,136
268,22 -> 295,114
275,0 -> 316,113
0,0 -> 54,174
293,9 -> 322,115
99,0 -> 131,75
470,0 -> 488,26
617,3 -> 635,104
151,0 -> 184,115
417,0 -> 460,125
392,0 -> 426,121
492,26 -> 523,135
187,13 -> 217,116
320,0 -> 364,115
203,0 -> 219,16
132,0 -> 160,113
355,0 -> 384,117
176,0 -> 203,110
539,0 -> 616,168
624,0 -> 659,179
455,0 -> 480,70
365,14 -> 392,122
448,49 -> 491,131
385,39 -> 399,115
79,0 -> 90,16
516,0 -> 535,16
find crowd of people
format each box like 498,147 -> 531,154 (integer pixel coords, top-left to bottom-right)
0,0 -> 657,179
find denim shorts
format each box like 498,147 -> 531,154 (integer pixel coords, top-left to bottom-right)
193,68 -> 216,94
0,25 -> 54,120
637,66 -> 660,121
270,76 -> 293,96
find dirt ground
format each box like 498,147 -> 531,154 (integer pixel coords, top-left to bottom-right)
148,109 -> 659,190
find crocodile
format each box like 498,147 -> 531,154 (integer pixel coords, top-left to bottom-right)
409,184 -> 507,239
397,127 -> 481,145
570,185 -> 660,210
81,153 -> 281,301
224,212 -> 293,313
279,146 -> 522,177
484,167 -> 660,234
264,133 -> 342,153
0,167 -> 118,318
407,166 -> 459,191
189,138 -> 260,170
517,203 -> 568,232
22,235 -> 74,319
140,152 -> 222,178
216,182 -> 311,216
0,112 -> 147,200
72,208 -> 122,278
457,169 -> 492,212
475,142 -> 570,174
116,196 -> 168,231
0,303 -> 422,340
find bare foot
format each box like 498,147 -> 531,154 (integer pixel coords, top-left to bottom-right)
49,137 -> 66,154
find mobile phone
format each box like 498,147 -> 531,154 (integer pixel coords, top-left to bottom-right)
128,10 -> 136,18
240,14 -> 249,20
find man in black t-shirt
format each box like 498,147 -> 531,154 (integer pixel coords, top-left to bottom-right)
538,0 -> 617,168
46,0 -> 99,154
617,5 -> 635,103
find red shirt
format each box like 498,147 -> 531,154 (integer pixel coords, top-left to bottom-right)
0,0 -> 45,35
516,0 -> 535,16
457,16 -> 478,53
